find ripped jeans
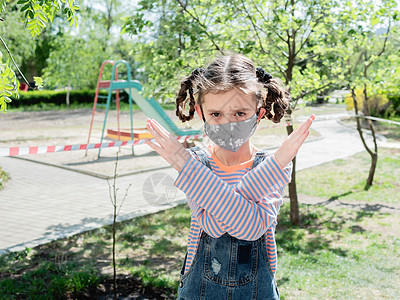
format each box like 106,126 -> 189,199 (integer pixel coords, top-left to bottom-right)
176,231 -> 280,300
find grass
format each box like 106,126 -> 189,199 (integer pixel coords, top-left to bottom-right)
1,147 -> 399,298
276,204 -> 400,299
0,247 -> 100,299
0,167 -> 10,190
297,147 -> 400,204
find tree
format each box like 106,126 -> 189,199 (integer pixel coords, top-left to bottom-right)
124,0 -> 341,225
42,33 -> 107,105
335,0 -> 399,189
41,1 -> 138,104
0,7 -> 36,74
0,0 -> 79,112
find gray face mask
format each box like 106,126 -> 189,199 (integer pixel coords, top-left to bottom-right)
202,108 -> 259,152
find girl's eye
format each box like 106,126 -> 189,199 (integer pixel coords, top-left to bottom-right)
211,112 -> 245,117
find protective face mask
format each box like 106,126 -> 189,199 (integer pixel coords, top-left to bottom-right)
202,109 -> 259,152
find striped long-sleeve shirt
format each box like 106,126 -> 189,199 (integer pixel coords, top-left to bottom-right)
173,145 -> 293,276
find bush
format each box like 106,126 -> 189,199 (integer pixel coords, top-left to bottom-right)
344,89 -> 391,117
386,94 -> 400,118
8,89 -> 131,108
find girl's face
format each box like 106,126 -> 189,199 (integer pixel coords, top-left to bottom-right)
195,89 -> 265,125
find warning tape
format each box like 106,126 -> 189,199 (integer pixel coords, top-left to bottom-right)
357,115 -> 400,126
0,134 -> 206,157
2,113 -> 397,157
0,122 -> 298,157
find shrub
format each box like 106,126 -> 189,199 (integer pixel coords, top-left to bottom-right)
345,89 -> 391,117
8,89 -> 131,108
386,94 -> 400,117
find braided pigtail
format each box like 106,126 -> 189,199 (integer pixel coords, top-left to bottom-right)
256,67 -> 290,123
175,68 -> 204,123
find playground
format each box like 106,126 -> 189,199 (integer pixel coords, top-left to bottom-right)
1,59 -> 400,299
1,0 -> 400,298
1,62 -> 327,183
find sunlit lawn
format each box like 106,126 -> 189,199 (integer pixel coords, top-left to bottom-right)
297,148 -> 400,204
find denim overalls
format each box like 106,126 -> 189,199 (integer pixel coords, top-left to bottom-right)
176,146 -> 280,300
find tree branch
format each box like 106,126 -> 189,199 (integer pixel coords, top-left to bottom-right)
250,0 -> 269,24
0,35 -> 30,86
364,19 -> 391,73
294,14 -> 325,57
351,88 -> 374,157
246,0 -> 289,60
294,53 -> 318,65
363,83 -> 378,153
175,0 -> 224,54
237,0 -> 287,79
292,83 -> 331,103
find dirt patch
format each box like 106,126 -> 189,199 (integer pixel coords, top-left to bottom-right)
67,274 -> 177,300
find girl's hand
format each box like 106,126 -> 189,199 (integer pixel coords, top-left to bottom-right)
144,118 -> 191,172
274,115 -> 315,168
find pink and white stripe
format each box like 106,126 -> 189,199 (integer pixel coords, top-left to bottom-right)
0,134 -> 206,157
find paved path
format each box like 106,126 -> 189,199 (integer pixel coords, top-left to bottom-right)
0,113 -> 392,254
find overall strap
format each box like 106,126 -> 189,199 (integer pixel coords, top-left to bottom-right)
250,149 -> 271,169
189,146 -> 212,170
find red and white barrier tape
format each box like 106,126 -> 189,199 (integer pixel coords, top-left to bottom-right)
0,133 -> 206,157
4,113 -> 396,158
358,115 -> 400,126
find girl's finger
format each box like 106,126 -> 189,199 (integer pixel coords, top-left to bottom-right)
146,122 -> 168,148
145,137 -> 163,153
292,115 -> 315,136
148,119 -> 172,141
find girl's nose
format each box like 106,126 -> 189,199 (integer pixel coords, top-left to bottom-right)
222,114 -> 239,124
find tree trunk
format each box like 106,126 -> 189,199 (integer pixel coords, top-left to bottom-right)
351,87 -> 378,190
362,84 -> 378,189
367,152 -> 378,188
286,118 -> 299,226
66,79 -> 71,107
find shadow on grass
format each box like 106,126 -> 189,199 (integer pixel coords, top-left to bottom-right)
275,201 -> 380,259
311,191 -> 400,215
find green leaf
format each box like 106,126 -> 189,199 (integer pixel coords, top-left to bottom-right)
20,3 -> 30,12
371,16 -> 379,26
33,76 -> 43,89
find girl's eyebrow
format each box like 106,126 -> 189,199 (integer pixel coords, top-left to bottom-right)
207,107 -> 252,112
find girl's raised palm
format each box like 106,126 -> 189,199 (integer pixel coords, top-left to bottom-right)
144,115 -> 315,172
144,118 -> 191,172
274,114 -> 315,168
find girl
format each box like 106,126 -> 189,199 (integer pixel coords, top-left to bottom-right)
144,53 -> 315,300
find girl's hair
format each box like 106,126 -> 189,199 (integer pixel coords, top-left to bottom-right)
175,53 -> 291,123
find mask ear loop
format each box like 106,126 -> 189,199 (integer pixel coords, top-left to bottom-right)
255,107 -> 261,124
200,105 -> 206,122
